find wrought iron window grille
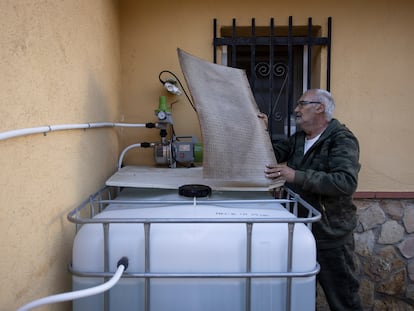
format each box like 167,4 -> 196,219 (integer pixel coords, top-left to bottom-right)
213,17 -> 332,140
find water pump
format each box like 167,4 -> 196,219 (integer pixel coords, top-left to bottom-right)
153,96 -> 202,168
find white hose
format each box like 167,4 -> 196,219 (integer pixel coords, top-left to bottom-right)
0,122 -> 147,141
16,264 -> 126,311
118,143 -> 156,169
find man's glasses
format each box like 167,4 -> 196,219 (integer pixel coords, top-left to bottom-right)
296,100 -> 322,108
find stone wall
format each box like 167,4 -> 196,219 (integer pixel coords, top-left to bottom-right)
317,198 -> 414,310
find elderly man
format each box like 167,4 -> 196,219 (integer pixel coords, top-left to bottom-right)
261,89 -> 362,310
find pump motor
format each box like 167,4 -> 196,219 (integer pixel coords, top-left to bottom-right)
154,136 -> 202,168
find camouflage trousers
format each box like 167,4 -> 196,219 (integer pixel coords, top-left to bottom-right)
317,236 -> 363,311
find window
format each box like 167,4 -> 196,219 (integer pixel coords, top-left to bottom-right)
213,17 -> 332,141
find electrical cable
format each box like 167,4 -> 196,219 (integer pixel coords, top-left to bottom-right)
158,70 -> 197,112
16,257 -> 128,311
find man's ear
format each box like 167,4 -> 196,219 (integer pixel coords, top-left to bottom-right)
316,103 -> 325,114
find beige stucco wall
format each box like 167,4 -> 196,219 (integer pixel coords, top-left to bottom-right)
120,0 -> 414,193
0,1 -> 120,310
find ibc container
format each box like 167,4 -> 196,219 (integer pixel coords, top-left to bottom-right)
69,187 -> 319,311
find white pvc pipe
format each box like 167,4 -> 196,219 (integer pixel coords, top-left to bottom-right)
16,264 -> 126,311
112,123 -> 148,128
118,143 -> 156,169
0,122 -> 148,141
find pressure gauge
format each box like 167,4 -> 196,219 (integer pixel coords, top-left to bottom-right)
157,111 -> 167,120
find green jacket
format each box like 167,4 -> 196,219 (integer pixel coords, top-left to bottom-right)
273,119 -> 361,249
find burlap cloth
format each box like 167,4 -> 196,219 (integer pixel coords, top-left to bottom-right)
178,49 -> 284,189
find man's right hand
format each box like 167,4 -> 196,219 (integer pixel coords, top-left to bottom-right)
257,112 -> 268,129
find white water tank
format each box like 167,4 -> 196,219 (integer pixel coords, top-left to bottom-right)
71,187 -> 317,311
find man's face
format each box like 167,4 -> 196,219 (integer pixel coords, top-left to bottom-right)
294,92 -> 322,128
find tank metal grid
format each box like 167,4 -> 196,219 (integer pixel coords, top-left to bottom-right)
68,187 -> 321,311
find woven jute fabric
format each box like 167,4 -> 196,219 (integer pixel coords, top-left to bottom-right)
178,49 -> 283,188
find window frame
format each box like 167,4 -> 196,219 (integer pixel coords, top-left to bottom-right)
213,17 -> 332,139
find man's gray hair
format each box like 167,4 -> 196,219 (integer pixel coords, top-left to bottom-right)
313,89 -> 335,121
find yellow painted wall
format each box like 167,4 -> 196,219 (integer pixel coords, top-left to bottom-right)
119,0 -> 414,192
0,1 -> 120,310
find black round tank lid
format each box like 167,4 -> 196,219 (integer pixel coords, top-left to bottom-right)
178,184 -> 212,198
